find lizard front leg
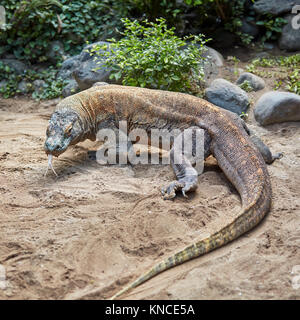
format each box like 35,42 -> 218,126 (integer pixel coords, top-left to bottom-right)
161,127 -> 211,200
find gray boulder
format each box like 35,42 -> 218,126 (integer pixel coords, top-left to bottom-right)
62,79 -> 80,97
92,82 -> 109,87
17,80 -> 30,94
33,80 -> 46,94
201,46 -> 224,87
279,14 -> 300,51
236,72 -> 265,91
241,19 -> 260,38
205,79 -> 250,115
57,55 -> 81,80
73,42 -> 113,90
202,46 -> 224,67
58,41 -> 113,90
46,40 -> 66,63
253,0 -> 300,16
0,59 -> 29,74
73,59 -> 112,91
254,91 -> 300,125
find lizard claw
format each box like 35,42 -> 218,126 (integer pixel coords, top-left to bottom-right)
161,176 -> 198,200
182,190 -> 188,198
161,181 -> 184,200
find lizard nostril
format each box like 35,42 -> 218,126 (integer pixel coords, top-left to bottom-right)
54,144 -> 62,150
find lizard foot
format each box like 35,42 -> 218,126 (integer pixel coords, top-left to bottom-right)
161,176 -> 198,200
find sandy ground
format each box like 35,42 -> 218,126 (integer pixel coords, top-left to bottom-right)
0,81 -> 299,300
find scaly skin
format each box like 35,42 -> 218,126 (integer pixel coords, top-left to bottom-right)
44,84 -> 273,300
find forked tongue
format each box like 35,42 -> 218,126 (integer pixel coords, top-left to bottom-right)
44,154 -> 58,177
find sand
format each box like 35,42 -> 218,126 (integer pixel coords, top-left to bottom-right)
0,88 -> 299,300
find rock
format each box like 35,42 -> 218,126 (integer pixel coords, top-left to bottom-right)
73,41 -> 113,90
57,55 -> 81,81
279,14 -> 300,51
0,59 -> 29,74
62,79 -> 80,97
17,80 -> 30,94
57,41 -> 114,90
33,80 -> 46,94
46,40 -> 66,63
236,72 -> 265,91
78,42 -> 108,62
201,46 -> 224,87
241,19 -> 260,38
0,80 -> 7,90
92,82 -> 109,87
73,59 -> 112,91
202,46 -> 224,67
254,91 -> 300,125
253,0 -> 299,16
205,79 -> 250,115
263,42 -> 275,50
201,60 -> 218,87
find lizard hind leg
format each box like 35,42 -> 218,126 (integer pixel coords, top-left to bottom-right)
161,127 -> 211,200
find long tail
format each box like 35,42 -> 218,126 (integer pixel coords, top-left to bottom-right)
110,180 -> 271,300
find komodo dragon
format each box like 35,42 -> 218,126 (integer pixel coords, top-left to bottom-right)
44,84 -> 281,299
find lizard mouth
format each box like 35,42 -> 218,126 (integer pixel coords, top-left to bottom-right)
44,137 -> 70,157
44,149 -> 64,157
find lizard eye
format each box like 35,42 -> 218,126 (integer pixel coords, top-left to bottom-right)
64,124 -> 73,137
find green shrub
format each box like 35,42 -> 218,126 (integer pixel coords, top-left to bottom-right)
91,18 -> 209,93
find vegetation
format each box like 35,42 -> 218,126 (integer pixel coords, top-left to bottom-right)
256,16 -> 287,44
0,0 -> 131,62
0,0 -> 290,63
91,18 -> 208,93
0,1 -> 296,99
246,55 -> 300,95
239,80 -> 253,92
0,62 -> 66,99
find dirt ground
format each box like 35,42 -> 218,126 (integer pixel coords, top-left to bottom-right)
0,68 -> 299,300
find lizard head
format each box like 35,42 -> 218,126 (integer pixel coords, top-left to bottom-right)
44,110 -> 83,157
